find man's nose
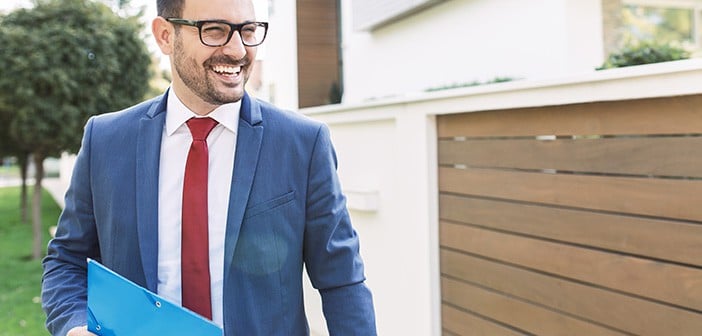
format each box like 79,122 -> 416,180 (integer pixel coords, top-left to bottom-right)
221,32 -> 247,57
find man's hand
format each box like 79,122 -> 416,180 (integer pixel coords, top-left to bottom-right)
67,325 -> 97,336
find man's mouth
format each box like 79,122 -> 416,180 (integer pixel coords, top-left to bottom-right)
212,65 -> 242,76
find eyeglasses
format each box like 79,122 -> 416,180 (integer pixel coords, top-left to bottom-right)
166,18 -> 268,47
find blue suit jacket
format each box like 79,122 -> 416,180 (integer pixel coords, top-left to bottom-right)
42,92 -> 376,336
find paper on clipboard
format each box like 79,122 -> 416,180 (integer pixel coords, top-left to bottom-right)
87,258 -> 222,335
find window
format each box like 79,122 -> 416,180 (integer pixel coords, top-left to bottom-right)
604,0 -> 702,54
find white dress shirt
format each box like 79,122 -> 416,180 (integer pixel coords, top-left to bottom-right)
157,90 -> 240,327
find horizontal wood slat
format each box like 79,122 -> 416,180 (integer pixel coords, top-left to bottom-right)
439,136 -> 702,178
439,166 -> 702,222
442,277 -> 626,336
441,249 -> 702,335
438,95 -> 702,335
441,222 -> 702,311
437,95 -> 702,137
442,305 -> 526,336
439,195 -> 702,266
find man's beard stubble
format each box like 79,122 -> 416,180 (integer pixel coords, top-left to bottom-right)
172,34 -> 249,105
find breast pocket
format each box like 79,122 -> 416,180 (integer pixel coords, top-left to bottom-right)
244,190 -> 296,219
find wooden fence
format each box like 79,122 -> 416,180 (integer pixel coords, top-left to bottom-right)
437,94 -> 702,335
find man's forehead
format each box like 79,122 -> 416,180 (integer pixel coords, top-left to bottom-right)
182,0 -> 255,19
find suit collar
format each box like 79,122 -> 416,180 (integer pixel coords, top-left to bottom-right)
240,92 -> 263,126
145,90 -> 168,119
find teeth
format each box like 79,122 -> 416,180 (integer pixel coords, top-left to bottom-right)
213,65 -> 241,74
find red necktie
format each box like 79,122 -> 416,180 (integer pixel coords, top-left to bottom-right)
182,117 -> 218,320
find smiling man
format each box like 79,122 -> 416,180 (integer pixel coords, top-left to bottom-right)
41,0 -> 377,335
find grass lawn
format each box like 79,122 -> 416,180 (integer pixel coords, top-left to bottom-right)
0,186 -> 60,336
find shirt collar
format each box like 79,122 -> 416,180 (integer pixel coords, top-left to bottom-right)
165,88 -> 241,136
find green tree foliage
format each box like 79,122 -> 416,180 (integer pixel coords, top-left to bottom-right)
0,0 -> 152,154
0,0 -> 152,259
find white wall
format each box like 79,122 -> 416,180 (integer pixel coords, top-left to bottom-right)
264,0 -> 299,110
301,103 -> 441,336
339,0 -> 604,103
352,0 -> 449,30
564,0 -> 604,70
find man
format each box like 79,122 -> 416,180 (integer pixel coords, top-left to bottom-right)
41,0 -> 376,335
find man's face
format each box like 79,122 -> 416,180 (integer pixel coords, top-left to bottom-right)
171,0 -> 258,112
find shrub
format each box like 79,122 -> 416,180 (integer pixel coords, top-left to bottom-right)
425,77 -> 517,92
598,41 -> 690,70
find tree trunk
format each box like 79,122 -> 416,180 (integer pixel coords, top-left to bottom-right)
32,153 -> 45,260
19,152 -> 29,223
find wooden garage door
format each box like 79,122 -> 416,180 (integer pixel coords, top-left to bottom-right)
437,95 -> 702,336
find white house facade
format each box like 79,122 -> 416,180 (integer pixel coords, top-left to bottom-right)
265,0 -> 606,110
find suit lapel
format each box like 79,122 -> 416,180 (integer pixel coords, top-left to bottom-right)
224,93 -> 263,278
136,94 -> 167,292
133,92 -> 262,291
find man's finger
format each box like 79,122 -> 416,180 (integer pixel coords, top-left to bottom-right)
66,325 -> 97,336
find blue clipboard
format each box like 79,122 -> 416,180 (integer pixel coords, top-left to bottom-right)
87,258 -> 222,335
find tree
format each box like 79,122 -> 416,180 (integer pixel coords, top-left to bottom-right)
0,137 -> 31,223
0,98 -> 31,223
0,0 -> 152,259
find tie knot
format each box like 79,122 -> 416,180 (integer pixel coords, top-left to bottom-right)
186,117 -> 218,141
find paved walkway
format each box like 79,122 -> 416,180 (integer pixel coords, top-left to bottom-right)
43,178 -> 67,209
0,177 -> 67,209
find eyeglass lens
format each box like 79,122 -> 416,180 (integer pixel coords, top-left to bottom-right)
201,22 -> 265,46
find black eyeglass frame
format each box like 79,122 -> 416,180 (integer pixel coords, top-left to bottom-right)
166,18 -> 269,47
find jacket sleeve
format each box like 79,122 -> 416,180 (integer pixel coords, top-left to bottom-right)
42,117 -> 101,336
303,124 -> 377,335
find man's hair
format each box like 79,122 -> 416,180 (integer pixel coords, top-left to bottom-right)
157,0 -> 184,18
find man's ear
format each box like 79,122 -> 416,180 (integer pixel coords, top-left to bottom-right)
152,16 -> 174,55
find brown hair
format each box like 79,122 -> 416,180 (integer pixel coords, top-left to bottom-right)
156,0 -> 184,18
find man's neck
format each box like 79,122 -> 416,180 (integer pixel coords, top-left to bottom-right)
170,84 -> 218,116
